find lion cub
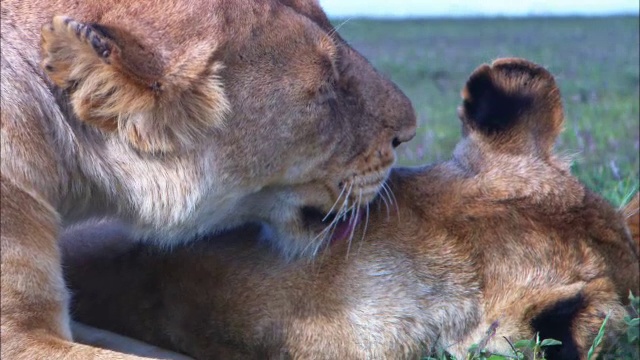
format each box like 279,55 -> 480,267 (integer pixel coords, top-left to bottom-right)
62,58 -> 639,360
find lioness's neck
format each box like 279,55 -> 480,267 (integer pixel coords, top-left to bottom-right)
48,115 -> 257,242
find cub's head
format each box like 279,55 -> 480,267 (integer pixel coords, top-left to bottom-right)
40,0 -> 416,255
450,58 -> 637,359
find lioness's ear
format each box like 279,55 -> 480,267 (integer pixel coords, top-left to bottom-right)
41,16 -> 229,153
458,58 -> 563,155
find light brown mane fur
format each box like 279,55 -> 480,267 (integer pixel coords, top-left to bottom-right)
62,58 -> 639,359
1,0 -> 416,358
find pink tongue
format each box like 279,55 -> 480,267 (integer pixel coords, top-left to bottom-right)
329,211 -> 362,244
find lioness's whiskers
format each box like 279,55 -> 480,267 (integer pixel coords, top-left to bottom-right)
308,181 -> 353,256
325,183 -> 351,238
341,195 -> 353,222
345,190 -> 362,260
383,181 -> 400,220
306,222 -> 335,259
310,216 -> 340,250
327,17 -> 353,39
323,184 -> 347,222
378,186 -> 391,219
339,182 -> 354,219
380,181 -> 392,205
356,203 -> 370,255
335,186 -> 354,232
379,183 -> 393,220
312,216 -> 338,243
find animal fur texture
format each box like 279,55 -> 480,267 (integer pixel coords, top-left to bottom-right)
62,58 -> 639,359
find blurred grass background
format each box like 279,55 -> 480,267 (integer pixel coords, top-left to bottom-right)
333,16 -> 639,205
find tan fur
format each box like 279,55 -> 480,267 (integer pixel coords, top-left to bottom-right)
61,58 -> 638,359
622,193 -> 640,255
1,0 -> 416,358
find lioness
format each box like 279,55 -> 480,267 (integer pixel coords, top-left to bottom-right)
62,58 -> 639,359
1,0 -> 417,358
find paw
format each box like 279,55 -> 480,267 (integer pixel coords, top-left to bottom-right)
459,57 -> 559,135
41,16 -> 117,89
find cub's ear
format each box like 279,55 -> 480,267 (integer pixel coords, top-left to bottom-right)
527,280 -> 625,360
41,16 -> 229,153
458,58 -> 563,155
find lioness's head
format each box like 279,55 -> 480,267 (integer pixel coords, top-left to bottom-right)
40,0 -> 416,253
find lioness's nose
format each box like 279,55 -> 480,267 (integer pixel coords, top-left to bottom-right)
392,117 -> 417,148
392,128 -> 416,148
388,93 -> 417,148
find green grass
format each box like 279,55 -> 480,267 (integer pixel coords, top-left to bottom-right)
422,292 -> 640,359
332,16 -> 639,206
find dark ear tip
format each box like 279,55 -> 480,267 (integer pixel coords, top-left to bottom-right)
531,293 -> 586,360
490,57 -> 555,82
459,62 -> 519,134
491,57 -> 540,70
459,58 -> 556,135
460,64 -> 491,105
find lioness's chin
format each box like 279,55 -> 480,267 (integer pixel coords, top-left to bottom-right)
239,168 -> 390,259
260,206 -> 365,260
258,176 -> 388,259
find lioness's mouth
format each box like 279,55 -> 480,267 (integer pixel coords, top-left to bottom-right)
329,212 -> 363,244
301,206 -> 364,245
